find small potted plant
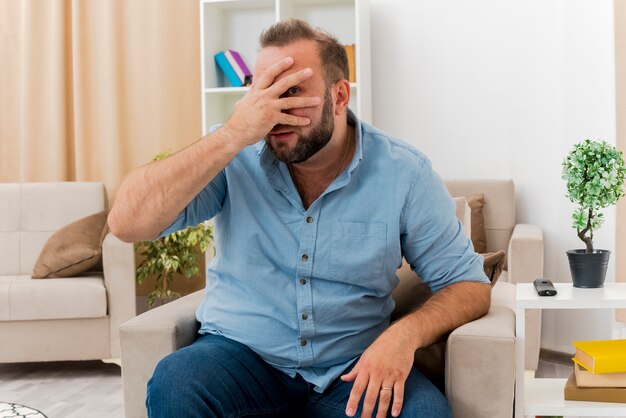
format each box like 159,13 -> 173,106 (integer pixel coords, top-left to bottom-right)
562,139 -> 626,288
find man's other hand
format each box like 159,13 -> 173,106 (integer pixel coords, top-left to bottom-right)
340,322 -> 417,418
223,56 -> 321,148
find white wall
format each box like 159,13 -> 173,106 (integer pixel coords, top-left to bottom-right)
370,0 -> 617,352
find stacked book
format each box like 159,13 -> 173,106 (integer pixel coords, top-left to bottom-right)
343,44 -> 356,83
564,339 -> 626,403
214,49 -> 252,87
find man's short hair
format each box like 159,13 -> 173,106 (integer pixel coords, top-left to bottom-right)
259,19 -> 349,87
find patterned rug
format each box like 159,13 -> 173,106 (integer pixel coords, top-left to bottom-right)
0,403 -> 47,418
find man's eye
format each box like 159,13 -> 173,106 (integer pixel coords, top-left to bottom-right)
286,87 -> 299,96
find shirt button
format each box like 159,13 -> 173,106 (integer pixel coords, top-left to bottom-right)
301,254 -> 309,262
301,312 -> 308,320
299,278 -> 307,285
300,339 -> 308,347
306,216 -> 314,223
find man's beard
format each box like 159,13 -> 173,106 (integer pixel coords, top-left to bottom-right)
265,89 -> 334,164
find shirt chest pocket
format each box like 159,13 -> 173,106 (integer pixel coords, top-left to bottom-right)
330,221 -> 387,286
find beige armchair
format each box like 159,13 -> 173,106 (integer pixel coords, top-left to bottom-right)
120,179 -> 543,418
0,182 -> 136,363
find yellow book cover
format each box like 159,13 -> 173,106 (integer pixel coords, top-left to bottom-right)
572,339 -> 626,374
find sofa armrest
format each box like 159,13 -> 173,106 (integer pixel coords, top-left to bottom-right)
507,223 -> 544,284
120,290 -> 202,418
102,232 -> 137,358
445,282 -> 515,418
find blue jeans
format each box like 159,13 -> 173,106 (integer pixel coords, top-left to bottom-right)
146,334 -> 451,418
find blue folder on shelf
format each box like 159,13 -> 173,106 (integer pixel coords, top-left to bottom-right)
215,51 -> 243,87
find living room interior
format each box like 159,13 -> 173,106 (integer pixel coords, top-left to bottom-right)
1,0 -> 626,418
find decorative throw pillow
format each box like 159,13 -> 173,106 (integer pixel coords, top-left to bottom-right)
467,194 -> 487,253
482,250 -> 506,286
452,196 -> 472,238
32,211 -> 109,278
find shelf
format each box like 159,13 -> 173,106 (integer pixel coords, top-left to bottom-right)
517,283 -> 626,309
205,87 -> 249,94
202,0 -> 274,9
204,83 -> 358,94
524,377 -> 626,416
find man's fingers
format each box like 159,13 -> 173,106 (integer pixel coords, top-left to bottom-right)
345,373 -> 368,417
376,383 -> 394,418
360,380 -> 382,418
278,96 -> 321,110
277,113 -> 310,127
391,381 -> 405,418
268,67 -> 313,96
253,56 -> 294,90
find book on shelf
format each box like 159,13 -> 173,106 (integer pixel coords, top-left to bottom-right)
574,362 -> 626,388
564,372 -> 626,403
343,44 -> 356,83
572,339 -> 626,374
225,49 -> 252,87
214,51 -> 243,87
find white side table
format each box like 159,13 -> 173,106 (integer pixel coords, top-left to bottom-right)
515,282 -> 626,417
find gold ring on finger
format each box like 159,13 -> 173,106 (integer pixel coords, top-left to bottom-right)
380,387 -> 393,392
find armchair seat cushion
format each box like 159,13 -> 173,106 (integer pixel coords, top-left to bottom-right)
0,273 -> 107,321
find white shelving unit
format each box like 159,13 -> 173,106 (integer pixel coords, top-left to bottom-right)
516,283 -> 626,417
199,0 -> 371,135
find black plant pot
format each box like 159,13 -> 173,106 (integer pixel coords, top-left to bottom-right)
566,249 -> 611,288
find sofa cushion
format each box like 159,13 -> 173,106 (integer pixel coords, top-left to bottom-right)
0,232 -> 20,276
482,250 -> 506,285
467,194 -> 487,253
453,197 -> 471,238
32,211 -> 109,278
0,274 -> 107,321
444,180 -> 515,256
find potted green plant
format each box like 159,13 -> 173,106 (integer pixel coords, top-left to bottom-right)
562,139 -> 626,288
134,150 -> 214,307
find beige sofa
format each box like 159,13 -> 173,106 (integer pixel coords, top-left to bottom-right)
0,182 -> 136,362
120,179 -> 544,418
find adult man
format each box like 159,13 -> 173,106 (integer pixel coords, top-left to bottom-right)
109,19 -> 491,418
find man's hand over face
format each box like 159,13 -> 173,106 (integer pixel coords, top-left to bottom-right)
340,323 -> 417,418
222,56 -> 321,148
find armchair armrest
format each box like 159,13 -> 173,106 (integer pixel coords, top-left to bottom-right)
507,223 -> 544,284
445,282 -> 515,418
507,223 -> 544,371
120,290 -> 203,418
102,232 -> 137,358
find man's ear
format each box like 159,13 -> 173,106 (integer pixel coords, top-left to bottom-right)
333,79 -> 351,116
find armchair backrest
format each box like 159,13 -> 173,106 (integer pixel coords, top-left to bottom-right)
0,182 -> 107,275
444,179 -> 515,254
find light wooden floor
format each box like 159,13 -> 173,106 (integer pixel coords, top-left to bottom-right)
0,352 -> 604,418
0,361 -> 124,418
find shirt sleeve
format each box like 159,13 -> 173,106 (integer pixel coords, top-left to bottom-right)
156,124 -> 228,239
400,160 -> 489,293
156,171 -> 227,239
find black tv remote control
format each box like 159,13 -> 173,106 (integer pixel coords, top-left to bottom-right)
533,278 -> 557,296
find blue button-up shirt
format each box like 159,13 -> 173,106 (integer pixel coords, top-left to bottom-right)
158,110 -> 489,392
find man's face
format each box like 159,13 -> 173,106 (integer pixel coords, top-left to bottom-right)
253,40 -> 335,164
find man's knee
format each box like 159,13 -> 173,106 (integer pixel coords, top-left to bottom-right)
399,388 -> 451,418
146,349 -> 215,418
147,353 -> 183,411
397,367 -> 452,418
